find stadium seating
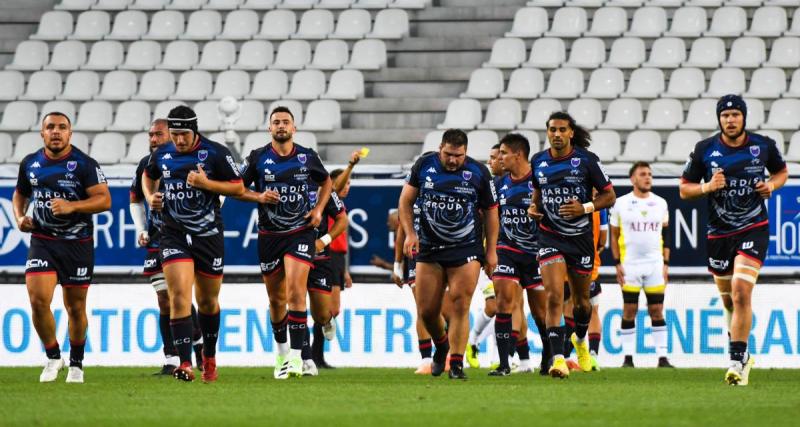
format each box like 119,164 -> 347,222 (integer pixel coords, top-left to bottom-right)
300,100 -> 341,131
438,99 -> 482,130
231,40 -> 274,70
0,102 -> 39,132
505,7 -> 548,38
247,70 -> 289,99
195,41 -> 237,71
30,11 -> 73,40
478,99 -> 522,130
500,68 -> 544,99
307,40 -> 350,70
0,71 -> 25,101
83,41 -> 124,70
461,68 -> 505,99
465,130 -> 499,161
58,71 -> 100,101
74,101 -> 113,132
323,70 -> 365,100
107,10 -> 147,40
97,70 -> 138,101
518,99 -> 562,131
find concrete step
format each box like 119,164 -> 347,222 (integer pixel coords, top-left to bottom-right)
413,20 -> 511,38
344,111 -> 445,129
393,51 -> 488,68
438,0 -> 528,7
371,81 -> 465,98
414,6 -> 522,21
386,36 -> 496,52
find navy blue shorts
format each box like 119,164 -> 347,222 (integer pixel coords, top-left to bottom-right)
707,225 -> 769,276
492,246 -> 542,290
258,229 -> 316,276
143,248 -> 162,276
330,251 -> 347,289
403,255 -> 416,285
160,231 -> 224,278
417,244 -> 484,268
308,258 -> 333,294
26,235 -> 93,287
538,230 -> 594,275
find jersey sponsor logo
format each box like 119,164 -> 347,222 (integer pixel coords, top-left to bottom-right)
25,259 -> 48,269
260,259 -> 280,272
297,244 -> 309,253
212,257 -> 222,267
144,258 -> 157,268
710,150 -> 723,157
462,170 -> 472,181
528,181 -> 534,191
67,161 -> 77,172
742,241 -> 754,250
298,153 -> 307,164
750,146 -> 760,157
76,267 -> 88,276
537,171 -> 547,185
709,257 -> 729,271
161,248 -> 183,258
424,176 -> 434,189
426,167 -> 437,173
198,150 -> 209,162
96,167 -> 106,184
570,158 -> 581,168
580,256 -> 591,265
28,172 -> 37,186
162,153 -> 172,160
494,264 -> 515,275
226,155 -> 240,176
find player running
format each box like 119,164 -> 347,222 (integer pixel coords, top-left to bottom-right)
142,106 -> 244,382
14,112 -> 111,384
529,112 -> 616,379
611,161 -> 674,369
399,129 -> 499,379
238,106 -> 332,379
679,95 -> 787,385
130,118 -> 203,375
488,133 -> 550,376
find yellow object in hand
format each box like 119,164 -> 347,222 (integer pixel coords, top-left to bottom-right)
359,147 -> 370,158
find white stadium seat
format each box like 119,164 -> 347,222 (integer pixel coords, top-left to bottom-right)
745,7 -> 787,37
193,101 -> 222,132
209,70 -> 251,100
317,0 -> 353,8
642,37 -> 685,69
622,68 -> 664,98
583,67 -> 624,99
301,100 -> 341,131
567,99 -> 603,129
785,131 -> 800,162
744,98 -> 766,129
107,10 -> 147,40
605,37 -> 645,69
19,71 -> 62,101
787,9 -> 800,36
0,134 -> 12,163
703,68 -> 746,97
57,70 -> 100,100
466,130 -> 499,161
0,71 -> 25,101
421,130 -> 445,154
232,100 -> 265,131
232,40 -> 274,70
108,101 -> 151,131
658,130 -> 701,162
789,70 -> 800,97
129,0 -> 170,9
293,132 -> 318,152
168,0 -> 208,9
219,10 -> 260,40
247,70 -> 289,99
345,39 -> 387,70
120,40 -> 161,70
157,41 -> 199,70
641,98 -> 683,130
764,37 -> 800,68
322,69 -> 365,100
11,133 -> 47,162
83,40 -> 124,70
664,7 -> 706,38
44,40 -> 87,71
96,70 -> 138,100
704,7 -> 746,37
563,38 -> 606,69
663,68 -> 705,98
279,0 -> 318,9
759,130 -> 785,153
143,11 -> 185,40
518,99 -> 562,130
170,70 -> 213,101
293,10 -> 334,40
541,68 -> 583,98
598,98 -> 642,130
74,101 -> 113,131
6,41 -> 49,71
723,37 -> 766,68
240,0 -> 281,8
745,68 -> 786,99
524,38 -> 565,69
31,11 -> 73,41
307,39 -> 350,70
617,130 -> 660,162
181,10 -> 222,40
483,38 -> 527,68
0,102 -> 39,132
625,7 -> 667,37
683,37 -> 726,68
478,99 -> 522,130
69,11 -> 110,40
679,99 -> 717,130
353,0 -> 390,8
505,7 -> 548,38
501,68 -> 544,99
284,69 -> 326,100
93,0 -> 133,9
134,70 -> 176,101
589,130 -> 621,162
256,10 -> 297,40
90,132 -> 127,164
56,0 -> 96,10
584,7 -> 626,37
461,68 -> 504,99
366,9 -> 409,39
545,7 -> 587,37
437,99 -> 482,130
270,40 -> 312,70
764,99 -> 800,130
330,9 -> 372,39
195,40 -> 237,71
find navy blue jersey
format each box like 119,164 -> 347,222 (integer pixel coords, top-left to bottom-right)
15,146 -> 107,240
406,152 -> 498,250
496,171 -> 539,255
144,136 -> 241,237
531,146 -> 613,236
682,132 -> 786,237
131,155 -> 164,249
240,142 -> 329,235
309,186 -> 345,260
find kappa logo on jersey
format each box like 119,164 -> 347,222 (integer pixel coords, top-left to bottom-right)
31,161 -> 40,168
162,153 -> 172,160
198,150 -> 209,161
426,167 -> 437,173
710,150 -> 723,157
538,161 -> 548,168
265,158 -> 275,164
26,259 -> 48,269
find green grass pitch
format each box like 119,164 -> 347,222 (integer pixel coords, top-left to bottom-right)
2,367 -> 800,427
